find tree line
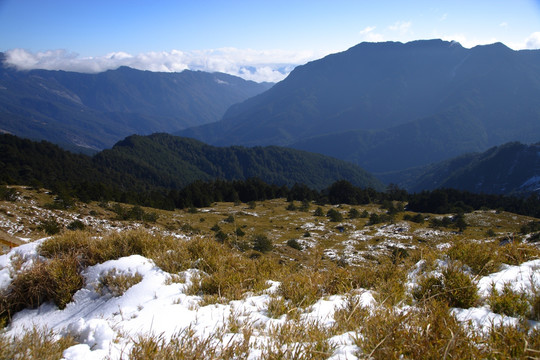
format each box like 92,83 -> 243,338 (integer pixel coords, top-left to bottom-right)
3,175 -> 540,219
1,134 -> 540,218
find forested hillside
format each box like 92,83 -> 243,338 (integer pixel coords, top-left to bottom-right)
95,133 -> 382,191
0,133 -> 383,208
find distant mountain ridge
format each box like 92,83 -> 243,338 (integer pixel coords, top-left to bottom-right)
179,40 -> 540,173
1,133 -> 383,192
386,142 -> 540,195
0,56 -> 272,152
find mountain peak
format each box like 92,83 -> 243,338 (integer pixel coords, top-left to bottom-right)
471,41 -> 513,53
407,39 -> 463,48
181,38 -> 540,175
348,39 -> 462,52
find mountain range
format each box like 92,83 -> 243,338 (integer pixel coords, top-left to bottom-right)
0,55 -> 271,153
179,40 -> 540,173
2,40 -> 540,196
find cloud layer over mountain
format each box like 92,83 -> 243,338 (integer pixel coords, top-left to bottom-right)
3,48 -> 320,82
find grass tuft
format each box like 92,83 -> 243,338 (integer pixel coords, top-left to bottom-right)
487,282 -> 530,318
0,327 -> 76,360
0,253 -> 83,325
413,264 -> 479,308
355,301 -> 481,359
266,295 -> 289,319
95,268 -> 143,297
446,240 -> 501,275
332,293 -> 369,333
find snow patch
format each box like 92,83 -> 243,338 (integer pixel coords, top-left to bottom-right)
520,175 -> 540,191
477,259 -> 540,296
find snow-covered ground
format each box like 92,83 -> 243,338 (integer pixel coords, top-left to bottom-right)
1,236 -> 538,359
0,241 -> 370,359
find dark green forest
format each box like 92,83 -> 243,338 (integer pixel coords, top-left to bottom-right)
2,134 -> 540,219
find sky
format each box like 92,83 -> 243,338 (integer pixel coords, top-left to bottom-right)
1,0 -> 539,82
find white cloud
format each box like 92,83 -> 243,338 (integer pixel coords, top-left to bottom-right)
438,33 -> 500,49
359,26 -> 376,35
358,26 -> 384,42
525,32 -> 540,49
3,48 -> 321,82
389,21 -> 412,35
499,22 -> 508,28
439,13 -> 447,22
435,30 -> 540,51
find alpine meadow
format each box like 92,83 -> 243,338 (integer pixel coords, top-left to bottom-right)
1,1 -> 540,359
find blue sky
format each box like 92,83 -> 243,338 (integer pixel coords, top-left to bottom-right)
1,0 -> 539,81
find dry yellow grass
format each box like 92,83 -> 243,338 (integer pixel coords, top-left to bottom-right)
2,188 -> 540,358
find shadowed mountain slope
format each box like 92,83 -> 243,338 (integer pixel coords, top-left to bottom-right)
383,142 -> 540,195
0,56 -> 272,152
179,40 -> 540,173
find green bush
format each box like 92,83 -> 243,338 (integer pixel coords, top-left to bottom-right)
429,216 -> 453,228
215,230 -> 228,243
299,200 -> 311,212
368,213 -> 381,225
235,227 -> 245,237
348,208 -> 360,219
0,186 -> 18,201
404,213 -> 425,224
67,220 -> 85,231
38,218 -> 62,235
111,204 -> 158,222
520,221 -> 540,234
286,239 -> 303,251
485,229 -> 496,237
327,208 -> 343,222
286,202 -> 297,211
252,234 -> 273,253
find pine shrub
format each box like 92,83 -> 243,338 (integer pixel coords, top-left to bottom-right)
252,234 -> 273,253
